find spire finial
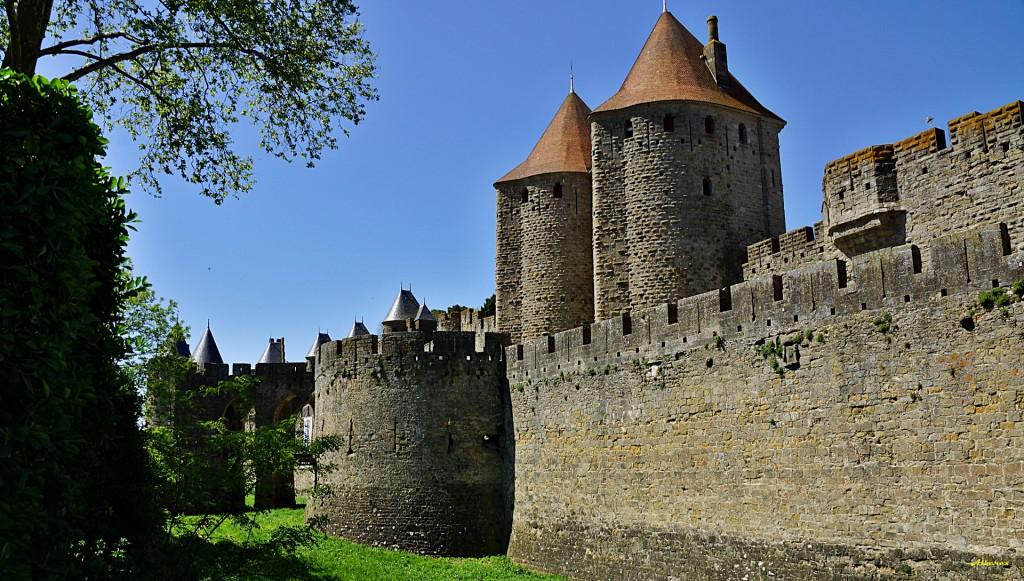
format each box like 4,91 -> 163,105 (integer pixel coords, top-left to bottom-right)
570,62 -> 575,93
663,0 -> 667,13
207,319 -> 210,330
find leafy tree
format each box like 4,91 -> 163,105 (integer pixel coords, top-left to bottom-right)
1,0 -> 377,202
142,338 -> 342,579
480,293 -> 496,318
0,70 -> 160,578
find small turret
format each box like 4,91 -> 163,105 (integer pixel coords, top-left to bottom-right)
305,332 -> 332,372
383,287 -> 420,333
192,323 -> 224,366
258,337 -> 285,364
414,301 -> 438,339
346,321 -> 371,338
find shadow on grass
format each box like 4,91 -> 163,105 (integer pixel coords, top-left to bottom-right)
147,533 -> 316,580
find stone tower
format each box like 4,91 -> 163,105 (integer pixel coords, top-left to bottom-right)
590,11 -> 787,319
495,89 -> 594,344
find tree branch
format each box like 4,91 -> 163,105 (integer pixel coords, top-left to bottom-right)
62,41 -> 273,82
39,31 -> 148,56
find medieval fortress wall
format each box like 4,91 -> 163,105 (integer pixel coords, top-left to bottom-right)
306,331 -> 511,557
503,102 -> 1024,579
287,10 -> 1024,579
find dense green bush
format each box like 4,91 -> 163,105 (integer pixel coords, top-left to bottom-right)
0,71 -> 158,578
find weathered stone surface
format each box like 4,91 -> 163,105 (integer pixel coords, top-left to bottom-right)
307,331 -> 510,557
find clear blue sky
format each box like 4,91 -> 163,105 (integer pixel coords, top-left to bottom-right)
84,1 -> 1024,364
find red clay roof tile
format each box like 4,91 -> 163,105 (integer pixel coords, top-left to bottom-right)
495,91 -> 593,185
593,12 -> 783,123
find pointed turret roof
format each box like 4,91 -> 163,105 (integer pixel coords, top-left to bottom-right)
173,338 -> 191,358
383,289 -> 420,324
306,332 -> 332,359
192,325 -> 224,366
593,12 -> 782,122
346,321 -> 370,338
258,338 -> 285,364
495,91 -> 593,185
415,302 -> 437,322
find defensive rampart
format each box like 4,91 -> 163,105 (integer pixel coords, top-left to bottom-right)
505,223 -> 1024,579
306,331 -> 511,557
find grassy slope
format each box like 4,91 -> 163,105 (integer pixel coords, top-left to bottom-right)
207,506 -> 566,581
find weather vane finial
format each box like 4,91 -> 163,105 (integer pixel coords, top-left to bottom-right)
570,62 -> 575,93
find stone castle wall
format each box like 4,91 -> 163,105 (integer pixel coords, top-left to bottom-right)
306,331 -> 511,557
505,224 -> 1024,580
591,103 -> 786,320
496,172 -> 594,344
176,362 -> 313,509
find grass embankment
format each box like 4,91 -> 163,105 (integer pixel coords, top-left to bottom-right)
196,504 -> 565,580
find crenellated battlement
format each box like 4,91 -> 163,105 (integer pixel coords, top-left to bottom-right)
315,330 -> 506,381
509,221 -> 1024,382
813,101 -> 1024,258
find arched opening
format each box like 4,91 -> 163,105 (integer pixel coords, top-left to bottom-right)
663,114 -> 675,133
703,177 -> 713,196
255,395 -> 301,510
624,120 -> 634,138
704,116 -> 715,135
553,183 -> 563,198
738,123 -> 747,143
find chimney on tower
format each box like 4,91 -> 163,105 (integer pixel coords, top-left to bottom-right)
703,15 -> 729,88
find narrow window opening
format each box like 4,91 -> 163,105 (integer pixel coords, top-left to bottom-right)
546,335 -> 555,354
772,275 -> 784,302
624,120 -> 634,138
940,288 -> 948,297
793,315 -> 799,322
663,114 -> 675,133
703,177 -> 713,197
922,166 -> 929,175
516,345 -> 524,361
622,314 -> 632,336
1000,223 -> 1012,256
904,295 -> 911,303
861,302 -> 868,311
771,169 -> 776,188
582,324 -> 592,345
667,303 -> 678,324
520,188 -> 528,203
738,123 -> 747,143
830,307 -> 836,315
553,183 -> 563,198
837,260 -> 848,289
719,287 -> 732,312
865,182 -> 872,190
704,116 -> 715,135
911,245 -> 923,274
1002,142 -> 1010,153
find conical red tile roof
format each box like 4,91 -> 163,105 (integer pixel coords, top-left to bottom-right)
495,91 -> 592,185
593,12 -> 782,123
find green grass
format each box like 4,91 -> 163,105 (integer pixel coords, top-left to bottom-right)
180,503 -> 566,580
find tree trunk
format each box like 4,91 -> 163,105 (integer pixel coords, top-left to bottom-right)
2,0 -> 55,74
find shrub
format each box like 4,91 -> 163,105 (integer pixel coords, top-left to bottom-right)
0,71 -> 158,577
1012,279 -> 1024,297
873,312 -> 895,334
978,287 -> 1010,309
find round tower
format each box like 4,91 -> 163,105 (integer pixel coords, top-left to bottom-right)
495,89 -> 594,344
307,330 -> 508,557
590,11 -> 786,319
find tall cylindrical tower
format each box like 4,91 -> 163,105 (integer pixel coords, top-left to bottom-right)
495,91 -> 594,344
591,11 -> 786,319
